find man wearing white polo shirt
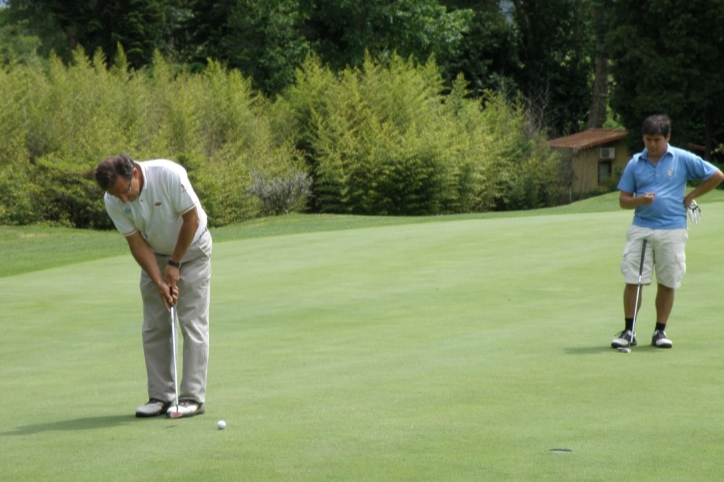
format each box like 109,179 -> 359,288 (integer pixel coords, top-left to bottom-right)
94,154 -> 212,418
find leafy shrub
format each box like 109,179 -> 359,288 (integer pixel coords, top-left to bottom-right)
247,169 -> 313,215
0,58 -> 38,224
0,165 -> 35,225
475,92 -> 569,211
277,54 -> 475,215
1,47 -> 571,228
0,48 -> 300,227
28,157 -> 111,229
276,54 -> 566,215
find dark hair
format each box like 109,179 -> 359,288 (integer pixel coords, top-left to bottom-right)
94,154 -> 135,191
642,115 -> 671,137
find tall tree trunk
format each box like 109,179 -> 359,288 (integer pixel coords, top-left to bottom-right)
705,108 -> 713,160
587,56 -> 608,128
587,3 -> 608,129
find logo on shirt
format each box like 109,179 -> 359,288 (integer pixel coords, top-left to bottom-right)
124,208 -> 131,214
667,169 -> 674,177
155,202 -> 162,206
180,183 -> 187,193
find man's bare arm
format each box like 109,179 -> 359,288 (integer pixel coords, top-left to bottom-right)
164,207 -> 201,295
684,170 -> 724,207
126,232 -> 175,309
619,191 -> 655,210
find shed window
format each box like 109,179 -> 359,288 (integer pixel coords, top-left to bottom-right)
598,161 -> 612,184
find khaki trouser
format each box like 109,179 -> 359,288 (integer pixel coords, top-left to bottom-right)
140,230 -> 212,403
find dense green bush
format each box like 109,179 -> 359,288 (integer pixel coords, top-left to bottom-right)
477,94 -> 571,210
0,56 -> 36,225
274,53 -> 567,215
0,48 -> 301,228
0,49 -> 569,227
28,157 -> 110,228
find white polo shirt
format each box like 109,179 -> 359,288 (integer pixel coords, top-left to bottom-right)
104,160 -> 208,255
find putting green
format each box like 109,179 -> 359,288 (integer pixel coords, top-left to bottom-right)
2,205 -> 724,481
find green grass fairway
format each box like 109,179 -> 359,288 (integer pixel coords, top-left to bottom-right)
3,200 -> 724,480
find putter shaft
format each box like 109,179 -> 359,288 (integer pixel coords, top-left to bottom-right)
631,239 -> 648,347
170,305 -> 179,413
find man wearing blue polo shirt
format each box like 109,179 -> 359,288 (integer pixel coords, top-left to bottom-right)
612,115 -> 724,349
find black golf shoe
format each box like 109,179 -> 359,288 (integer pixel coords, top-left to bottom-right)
651,330 -> 673,348
611,330 -> 637,348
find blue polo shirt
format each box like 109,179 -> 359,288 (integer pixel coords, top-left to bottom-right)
618,145 -> 718,229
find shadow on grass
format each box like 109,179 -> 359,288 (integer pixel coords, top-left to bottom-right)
565,345 -> 670,355
1,415 -> 143,436
564,346 -> 611,355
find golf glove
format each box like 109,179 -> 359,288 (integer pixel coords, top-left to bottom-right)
687,200 -> 701,224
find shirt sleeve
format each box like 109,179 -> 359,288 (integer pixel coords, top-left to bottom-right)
104,194 -> 138,237
683,152 -> 719,181
163,165 -> 200,215
617,157 -> 637,193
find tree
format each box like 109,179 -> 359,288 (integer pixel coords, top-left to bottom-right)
0,6 -> 42,64
438,0 -> 519,96
3,0 -> 69,60
183,0 -> 472,96
299,0 -> 472,72
607,0 -> 724,159
7,0 -> 181,68
586,0 -> 608,129
508,0 -> 593,135
182,0 -> 310,96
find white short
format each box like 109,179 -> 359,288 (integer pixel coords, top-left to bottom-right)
620,225 -> 688,289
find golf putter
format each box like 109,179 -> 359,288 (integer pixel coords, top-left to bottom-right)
167,304 -> 182,418
621,239 -> 647,353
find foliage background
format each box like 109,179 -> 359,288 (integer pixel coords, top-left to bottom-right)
0,47 -> 567,227
3,0 -> 723,228
606,0 -> 724,155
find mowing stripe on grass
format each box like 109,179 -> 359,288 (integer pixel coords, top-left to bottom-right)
3,206 -> 724,481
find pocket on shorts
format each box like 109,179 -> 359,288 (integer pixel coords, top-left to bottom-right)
620,246 -> 631,276
675,252 -> 686,282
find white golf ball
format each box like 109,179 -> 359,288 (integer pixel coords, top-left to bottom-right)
217,420 -> 226,430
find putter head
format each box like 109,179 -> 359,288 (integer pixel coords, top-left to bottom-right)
617,347 -> 631,353
166,410 -> 183,419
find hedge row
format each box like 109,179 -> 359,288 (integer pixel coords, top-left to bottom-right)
275,55 -> 569,215
0,49 -> 570,227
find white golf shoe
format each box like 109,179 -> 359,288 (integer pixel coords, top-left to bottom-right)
136,399 -> 171,418
166,400 -> 205,418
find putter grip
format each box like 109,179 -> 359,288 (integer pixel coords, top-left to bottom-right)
639,239 -> 647,274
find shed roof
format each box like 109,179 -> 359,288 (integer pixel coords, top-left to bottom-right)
548,128 -> 628,150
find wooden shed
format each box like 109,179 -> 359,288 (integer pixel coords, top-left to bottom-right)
548,129 -> 629,195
